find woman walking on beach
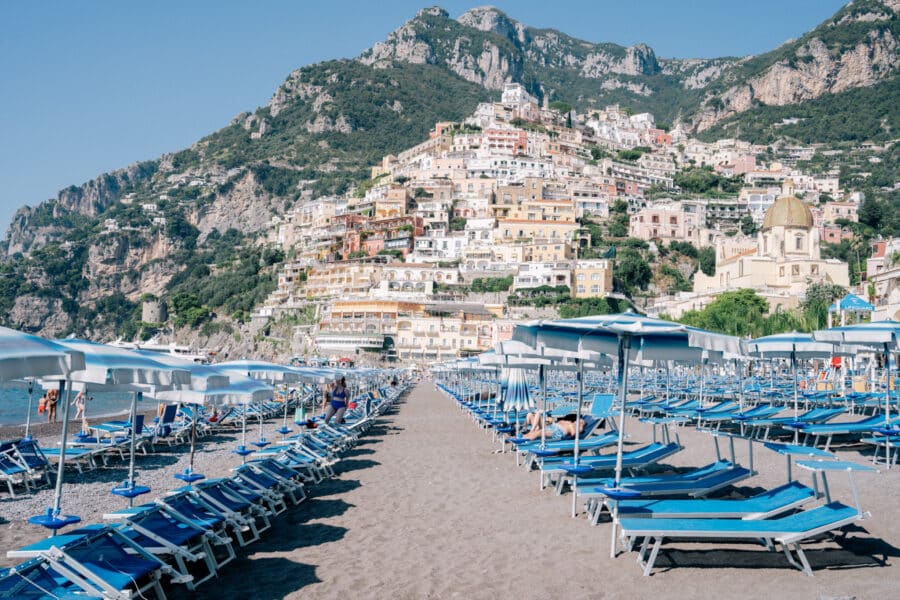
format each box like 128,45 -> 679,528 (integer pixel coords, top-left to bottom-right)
324,377 -> 349,425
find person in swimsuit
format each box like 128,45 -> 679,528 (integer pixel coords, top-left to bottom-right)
324,376 -> 349,424
520,414 -> 585,441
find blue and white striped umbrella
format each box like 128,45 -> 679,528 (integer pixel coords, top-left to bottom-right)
815,321 -> 900,426
512,311 -> 744,553
0,327 -> 85,381
216,359 -> 305,384
501,367 -> 533,412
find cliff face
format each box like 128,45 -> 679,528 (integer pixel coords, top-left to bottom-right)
359,6 -> 665,94
1,1 -> 896,338
692,0 -> 899,130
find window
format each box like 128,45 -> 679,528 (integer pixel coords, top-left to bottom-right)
792,265 -> 800,276
795,236 -> 803,251
577,273 -> 585,281
591,273 -> 600,280
577,285 -> 585,293
591,285 -> 599,293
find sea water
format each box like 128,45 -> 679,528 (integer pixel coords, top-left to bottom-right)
0,387 -> 142,426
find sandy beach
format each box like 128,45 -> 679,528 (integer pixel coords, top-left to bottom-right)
2,382 -> 898,599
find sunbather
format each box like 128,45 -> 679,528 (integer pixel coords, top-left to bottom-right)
522,415 -> 585,441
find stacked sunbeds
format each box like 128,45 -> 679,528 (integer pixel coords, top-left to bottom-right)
0,381 -> 410,598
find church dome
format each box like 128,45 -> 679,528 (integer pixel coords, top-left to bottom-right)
762,196 -> 814,230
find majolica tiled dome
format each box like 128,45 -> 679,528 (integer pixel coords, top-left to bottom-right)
762,196 -> 814,230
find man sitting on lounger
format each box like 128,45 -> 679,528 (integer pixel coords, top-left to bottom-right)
521,414 -> 585,441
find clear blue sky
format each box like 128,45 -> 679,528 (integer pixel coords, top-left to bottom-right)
0,0 -> 847,233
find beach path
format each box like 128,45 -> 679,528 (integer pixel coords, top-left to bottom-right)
177,382 -> 898,600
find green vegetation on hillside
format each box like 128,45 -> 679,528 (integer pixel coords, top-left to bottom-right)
699,77 -> 900,145
200,61 -> 491,197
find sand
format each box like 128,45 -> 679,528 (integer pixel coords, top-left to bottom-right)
2,382 -> 899,599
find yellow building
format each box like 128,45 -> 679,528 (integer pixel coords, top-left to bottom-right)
305,261 -> 383,298
693,196 -> 850,310
572,260 -> 613,298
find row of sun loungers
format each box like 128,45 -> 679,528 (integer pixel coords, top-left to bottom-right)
0,382 -> 408,598
439,380 -> 882,578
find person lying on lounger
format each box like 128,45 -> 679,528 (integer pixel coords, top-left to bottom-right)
521,414 -> 585,441
524,410 -> 579,431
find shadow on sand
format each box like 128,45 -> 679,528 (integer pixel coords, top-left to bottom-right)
643,527 -> 900,575
173,557 -> 322,599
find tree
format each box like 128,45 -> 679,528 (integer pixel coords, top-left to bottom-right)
613,249 -> 652,293
680,289 -> 769,337
740,215 -> 759,236
698,247 -> 716,276
800,282 -> 846,330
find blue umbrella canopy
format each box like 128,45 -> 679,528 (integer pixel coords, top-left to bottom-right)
747,332 -> 835,359
501,367 -> 534,411
0,327 -> 85,381
829,293 -> 875,313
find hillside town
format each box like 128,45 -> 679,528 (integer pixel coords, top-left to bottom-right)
242,83 -> 894,363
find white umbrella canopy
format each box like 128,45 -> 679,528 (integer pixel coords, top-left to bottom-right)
0,326 -> 85,381
215,359 -> 305,384
54,339 -> 193,388
44,339 -> 193,516
814,320 -> 900,427
512,312 -> 744,554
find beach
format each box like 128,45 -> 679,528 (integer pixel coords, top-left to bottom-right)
2,382 -> 898,598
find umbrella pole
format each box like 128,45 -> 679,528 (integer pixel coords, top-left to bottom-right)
736,359 -> 744,413
792,353 -> 800,444
52,380 -> 72,517
611,335 -> 631,558
125,391 -> 141,507
24,380 -> 35,440
539,364 -> 547,449
884,343 -> 892,426
571,359 -> 584,518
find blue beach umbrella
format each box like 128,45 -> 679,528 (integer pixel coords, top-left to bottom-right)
0,327 -> 86,440
815,320 -> 900,425
748,332 -> 835,428
502,367 -> 534,437
513,311 -> 744,555
50,339 -> 192,511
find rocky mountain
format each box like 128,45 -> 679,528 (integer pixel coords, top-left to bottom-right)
1,1 -> 896,341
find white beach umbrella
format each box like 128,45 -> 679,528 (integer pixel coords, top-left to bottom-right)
513,312 -> 744,555
47,339 -> 192,512
748,332 -> 835,431
0,327 -> 85,440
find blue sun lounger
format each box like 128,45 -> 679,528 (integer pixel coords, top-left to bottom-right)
789,415 -> 900,450
598,480 -> 817,523
7,524 -> 179,599
105,503 -> 236,590
549,442 -> 683,493
743,407 -> 846,440
619,501 -> 862,576
0,556 -> 103,599
159,490 -> 259,547
581,462 -> 755,524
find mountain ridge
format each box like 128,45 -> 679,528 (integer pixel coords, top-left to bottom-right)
0,1 -> 896,341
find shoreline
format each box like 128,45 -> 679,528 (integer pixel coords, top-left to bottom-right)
0,409 -> 156,442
